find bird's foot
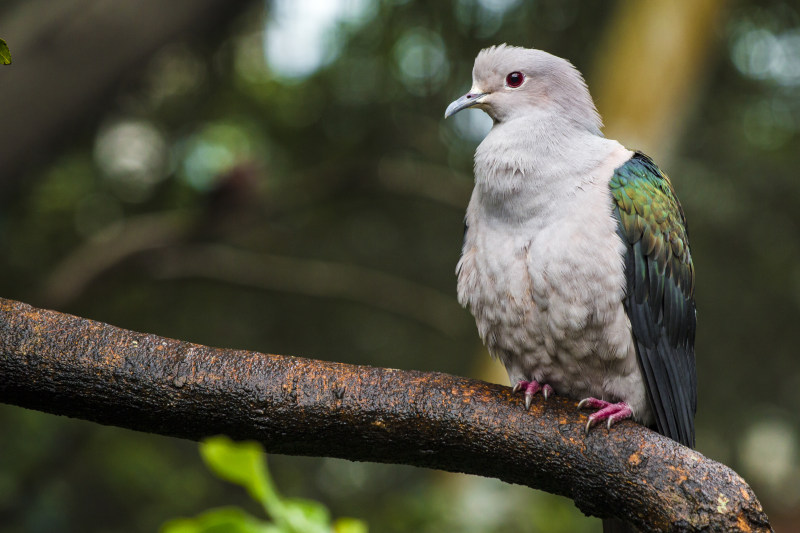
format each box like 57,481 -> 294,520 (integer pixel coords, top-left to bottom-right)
577,398 -> 632,433
512,380 -> 554,410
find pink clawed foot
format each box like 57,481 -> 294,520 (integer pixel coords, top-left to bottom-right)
577,398 -> 633,433
512,380 -> 555,410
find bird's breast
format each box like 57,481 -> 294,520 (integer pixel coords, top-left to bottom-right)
457,175 -> 643,406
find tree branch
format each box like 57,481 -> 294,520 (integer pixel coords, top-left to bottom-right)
0,297 -> 771,532
150,245 -> 465,336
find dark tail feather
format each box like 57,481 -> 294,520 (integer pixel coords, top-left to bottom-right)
603,518 -> 638,533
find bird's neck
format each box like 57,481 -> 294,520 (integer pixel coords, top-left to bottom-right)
472,113 -> 624,224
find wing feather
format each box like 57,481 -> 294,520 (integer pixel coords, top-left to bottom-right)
610,152 -> 697,448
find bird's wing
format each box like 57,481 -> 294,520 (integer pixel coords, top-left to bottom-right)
610,152 -> 697,447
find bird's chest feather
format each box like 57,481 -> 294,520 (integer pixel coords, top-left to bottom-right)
457,179 -> 638,399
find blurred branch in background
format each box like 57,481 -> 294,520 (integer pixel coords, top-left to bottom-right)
35,159 -> 462,334
39,233 -> 462,335
151,244 -> 464,336
0,297 -> 773,533
36,211 -> 191,307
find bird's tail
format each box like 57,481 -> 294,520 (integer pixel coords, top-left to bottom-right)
602,518 -> 638,533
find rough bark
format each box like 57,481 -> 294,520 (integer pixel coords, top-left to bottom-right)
0,297 -> 771,532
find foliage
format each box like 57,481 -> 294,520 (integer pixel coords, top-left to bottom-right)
0,38 -> 10,65
162,436 -> 367,533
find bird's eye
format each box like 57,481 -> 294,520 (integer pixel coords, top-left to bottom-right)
505,71 -> 525,88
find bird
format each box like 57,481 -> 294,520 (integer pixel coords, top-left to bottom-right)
445,45 -> 696,530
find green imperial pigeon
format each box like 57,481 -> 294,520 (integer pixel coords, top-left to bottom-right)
445,46 -> 696,455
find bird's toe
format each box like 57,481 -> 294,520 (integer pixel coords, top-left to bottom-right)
542,384 -> 553,400
512,380 -> 554,410
579,399 -> 632,434
577,397 -> 611,410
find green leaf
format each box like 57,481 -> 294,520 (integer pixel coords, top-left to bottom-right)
193,437 -> 368,533
281,498 -> 331,533
332,518 -> 369,533
0,39 -> 10,65
160,507 -> 279,533
199,436 -> 275,508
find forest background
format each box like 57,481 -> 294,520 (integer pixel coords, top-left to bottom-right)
1,0 -> 800,531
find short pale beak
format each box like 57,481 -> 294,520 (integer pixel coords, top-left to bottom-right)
444,91 -> 487,118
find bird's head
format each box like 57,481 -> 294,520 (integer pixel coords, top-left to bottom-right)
444,44 -> 601,134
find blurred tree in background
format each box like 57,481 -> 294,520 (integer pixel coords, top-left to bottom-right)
1,0 -> 800,531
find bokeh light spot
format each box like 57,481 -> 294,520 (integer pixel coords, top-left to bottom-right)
732,25 -> 800,86
393,29 -> 449,96
263,0 -> 375,80
740,415 -> 800,508
94,119 -> 169,202
177,122 -> 264,191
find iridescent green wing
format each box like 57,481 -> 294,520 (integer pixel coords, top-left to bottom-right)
610,152 -> 697,447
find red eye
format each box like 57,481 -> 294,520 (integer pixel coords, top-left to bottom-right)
506,71 -> 525,88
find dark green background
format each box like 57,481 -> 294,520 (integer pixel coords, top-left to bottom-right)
1,0 -> 799,530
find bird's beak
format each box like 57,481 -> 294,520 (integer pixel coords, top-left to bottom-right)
444,90 -> 487,119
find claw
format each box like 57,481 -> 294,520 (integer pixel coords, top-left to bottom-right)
511,379 -> 554,409
578,398 -> 633,434
607,411 -> 627,429
577,397 -> 611,410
